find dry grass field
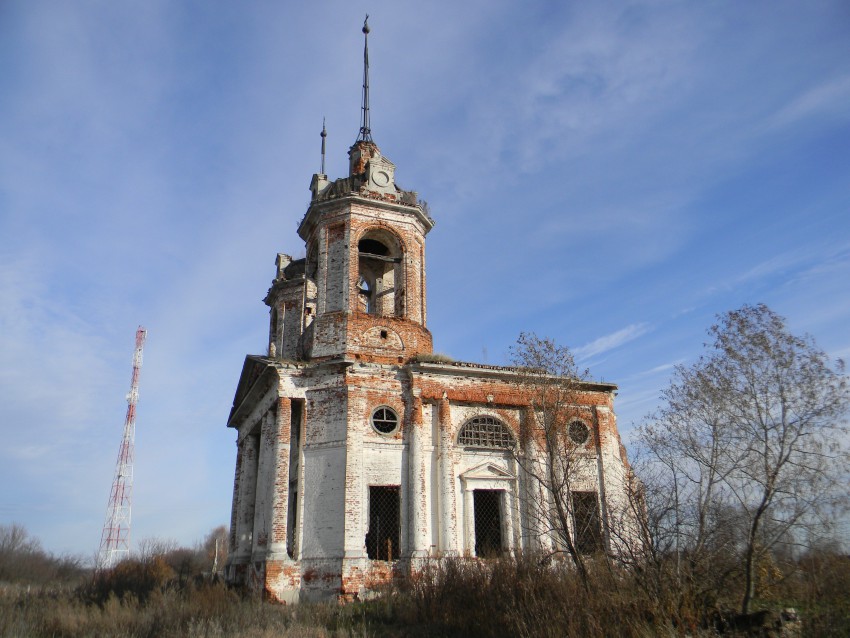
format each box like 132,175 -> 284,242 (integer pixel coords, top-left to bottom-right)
1,548 -> 849,637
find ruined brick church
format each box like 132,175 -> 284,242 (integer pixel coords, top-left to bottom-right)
225,20 -> 634,602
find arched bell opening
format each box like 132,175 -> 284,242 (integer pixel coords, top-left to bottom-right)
357,229 -> 405,317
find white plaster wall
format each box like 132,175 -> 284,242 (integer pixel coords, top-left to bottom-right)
300,446 -> 346,559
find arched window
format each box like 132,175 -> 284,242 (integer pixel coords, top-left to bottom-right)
458,416 -> 515,449
357,230 -> 404,317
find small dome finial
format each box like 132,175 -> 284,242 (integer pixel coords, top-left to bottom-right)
363,14 -> 370,35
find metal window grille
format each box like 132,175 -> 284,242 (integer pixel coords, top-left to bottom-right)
366,486 -> 400,561
371,407 -> 399,434
572,491 -> 603,554
568,420 -> 590,445
473,489 -> 503,557
458,416 -> 515,449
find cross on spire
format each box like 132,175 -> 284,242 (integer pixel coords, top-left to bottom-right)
357,15 -> 373,143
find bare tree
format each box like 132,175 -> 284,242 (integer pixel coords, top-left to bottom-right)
137,536 -> 179,563
509,332 -> 604,591
0,523 -> 85,584
639,304 -> 850,614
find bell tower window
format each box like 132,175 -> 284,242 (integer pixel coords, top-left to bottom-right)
357,232 -> 404,317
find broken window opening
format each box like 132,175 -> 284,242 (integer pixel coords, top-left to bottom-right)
458,416 -> 515,449
473,489 -> 503,557
572,491 -> 603,554
366,486 -> 400,561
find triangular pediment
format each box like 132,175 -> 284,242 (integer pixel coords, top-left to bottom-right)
460,462 -> 515,481
228,355 -> 277,427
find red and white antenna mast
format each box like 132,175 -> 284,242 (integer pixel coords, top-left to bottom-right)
97,326 -> 147,570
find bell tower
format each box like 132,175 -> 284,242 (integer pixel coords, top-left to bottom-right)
268,17 -> 435,364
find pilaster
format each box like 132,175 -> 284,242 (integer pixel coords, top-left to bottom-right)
407,391 -> 428,556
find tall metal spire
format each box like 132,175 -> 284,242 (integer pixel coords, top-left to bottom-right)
320,117 -> 327,174
357,15 -> 373,142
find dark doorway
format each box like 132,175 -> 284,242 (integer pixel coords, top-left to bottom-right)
366,486 -> 400,561
473,489 -> 503,557
286,400 -> 304,559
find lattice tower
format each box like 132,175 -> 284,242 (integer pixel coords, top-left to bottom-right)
96,326 -> 147,570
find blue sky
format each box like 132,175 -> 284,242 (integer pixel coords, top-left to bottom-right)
1,1 -> 849,558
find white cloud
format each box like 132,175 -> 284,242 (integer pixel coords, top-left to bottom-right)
574,323 -> 652,361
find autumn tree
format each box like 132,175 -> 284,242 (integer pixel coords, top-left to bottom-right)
639,304 -> 849,614
509,332 -> 604,590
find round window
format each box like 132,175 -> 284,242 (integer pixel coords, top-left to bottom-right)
568,421 -> 589,445
371,407 -> 399,434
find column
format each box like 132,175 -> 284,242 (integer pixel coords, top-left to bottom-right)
269,397 -> 292,556
503,489 -> 516,554
253,411 -> 276,556
228,439 -> 243,556
235,430 -> 259,559
437,395 -> 458,553
463,486 -> 474,556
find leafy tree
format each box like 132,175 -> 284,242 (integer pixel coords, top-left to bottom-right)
639,304 -> 849,614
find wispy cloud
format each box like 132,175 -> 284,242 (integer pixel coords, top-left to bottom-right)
631,360 -> 684,379
574,323 -> 652,361
766,75 -> 850,130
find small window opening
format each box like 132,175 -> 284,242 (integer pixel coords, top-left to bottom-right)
380,329 -> 388,339
568,421 -> 590,445
572,491 -> 603,554
473,489 -> 503,557
371,407 -> 399,435
366,486 -> 400,561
